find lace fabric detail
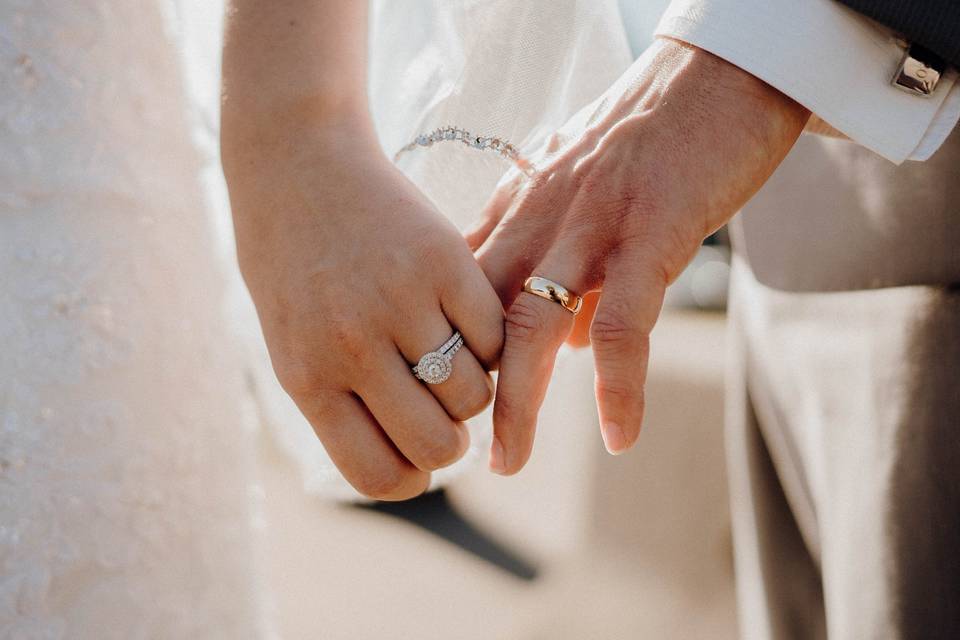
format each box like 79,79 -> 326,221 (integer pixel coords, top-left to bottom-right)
0,2 -> 266,637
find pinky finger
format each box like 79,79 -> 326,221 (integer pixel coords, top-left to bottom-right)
295,391 -> 431,501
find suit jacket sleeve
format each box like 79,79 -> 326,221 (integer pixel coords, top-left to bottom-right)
655,0 -> 960,164
836,1 -> 960,68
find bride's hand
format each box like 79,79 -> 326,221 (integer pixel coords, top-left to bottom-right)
222,122 -> 504,501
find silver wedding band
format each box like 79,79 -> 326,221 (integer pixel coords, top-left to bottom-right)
412,331 -> 464,385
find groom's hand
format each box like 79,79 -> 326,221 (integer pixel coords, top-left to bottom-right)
471,39 -> 809,474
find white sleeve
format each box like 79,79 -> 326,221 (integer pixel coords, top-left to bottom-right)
654,0 -> 960,164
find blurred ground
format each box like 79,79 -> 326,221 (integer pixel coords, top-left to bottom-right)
256,310 -> 736,640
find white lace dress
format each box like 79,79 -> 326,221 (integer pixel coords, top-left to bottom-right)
1,0 -> 635,636
0,3 -> 265,638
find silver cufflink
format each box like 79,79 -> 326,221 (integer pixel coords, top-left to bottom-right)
893,44 -> 945,96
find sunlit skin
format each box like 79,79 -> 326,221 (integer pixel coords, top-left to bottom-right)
222,2 -> 809,496
222,1 -> 504,500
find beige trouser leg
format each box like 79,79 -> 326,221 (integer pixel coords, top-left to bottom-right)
726,258 -> 960,640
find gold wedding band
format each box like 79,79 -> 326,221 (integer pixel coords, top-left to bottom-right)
522,276 -> 583,315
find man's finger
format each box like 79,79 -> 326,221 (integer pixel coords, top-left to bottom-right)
476,175 -> 571,308
491,292 -> 574,474
589,252 -> 666,454
489,250 -> 590,475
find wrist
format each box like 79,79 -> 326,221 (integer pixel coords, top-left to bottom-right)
651,37 -> 810,135
221,92 -> 380,171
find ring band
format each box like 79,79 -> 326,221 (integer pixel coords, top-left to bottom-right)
412,331 -> 464,385
522,276 -> 583,314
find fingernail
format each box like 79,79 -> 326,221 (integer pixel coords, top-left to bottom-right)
601,421 -> 628,455
489,436 -> 508,474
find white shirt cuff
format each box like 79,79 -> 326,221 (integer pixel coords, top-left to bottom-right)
655,0 -> 960,164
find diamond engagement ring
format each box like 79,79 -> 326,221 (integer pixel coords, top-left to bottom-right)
412,331 -> 464,385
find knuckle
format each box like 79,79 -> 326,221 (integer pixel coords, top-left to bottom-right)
595,378 -> 637,404
448,378 -> 494,422
410,231 -> 461,278
272,316 -> 369,398
505,297 -> 550,341
328,317 -> 368,362
527,170 -> 555,193
416,444 -> 460,471
590,307 -> 641,348
577,167 -> 604,198
478,320 -> 506,365
272,356 -> 322,398
416,433 -> 467,472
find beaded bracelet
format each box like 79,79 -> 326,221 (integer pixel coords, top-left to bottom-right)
394,126 -> 535,176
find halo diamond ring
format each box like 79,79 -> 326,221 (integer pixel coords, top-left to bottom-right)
412,331 -> 464,385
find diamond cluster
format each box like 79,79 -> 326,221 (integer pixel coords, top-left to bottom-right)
412,332 -> 464,385
394,126 -> 535,176
415,352 -> 453,385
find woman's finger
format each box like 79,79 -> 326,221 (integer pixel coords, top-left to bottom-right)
437,245 -> 506,369
394,309 -> 495,423
355,349 -> 471,473
295,391 -> 431,501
